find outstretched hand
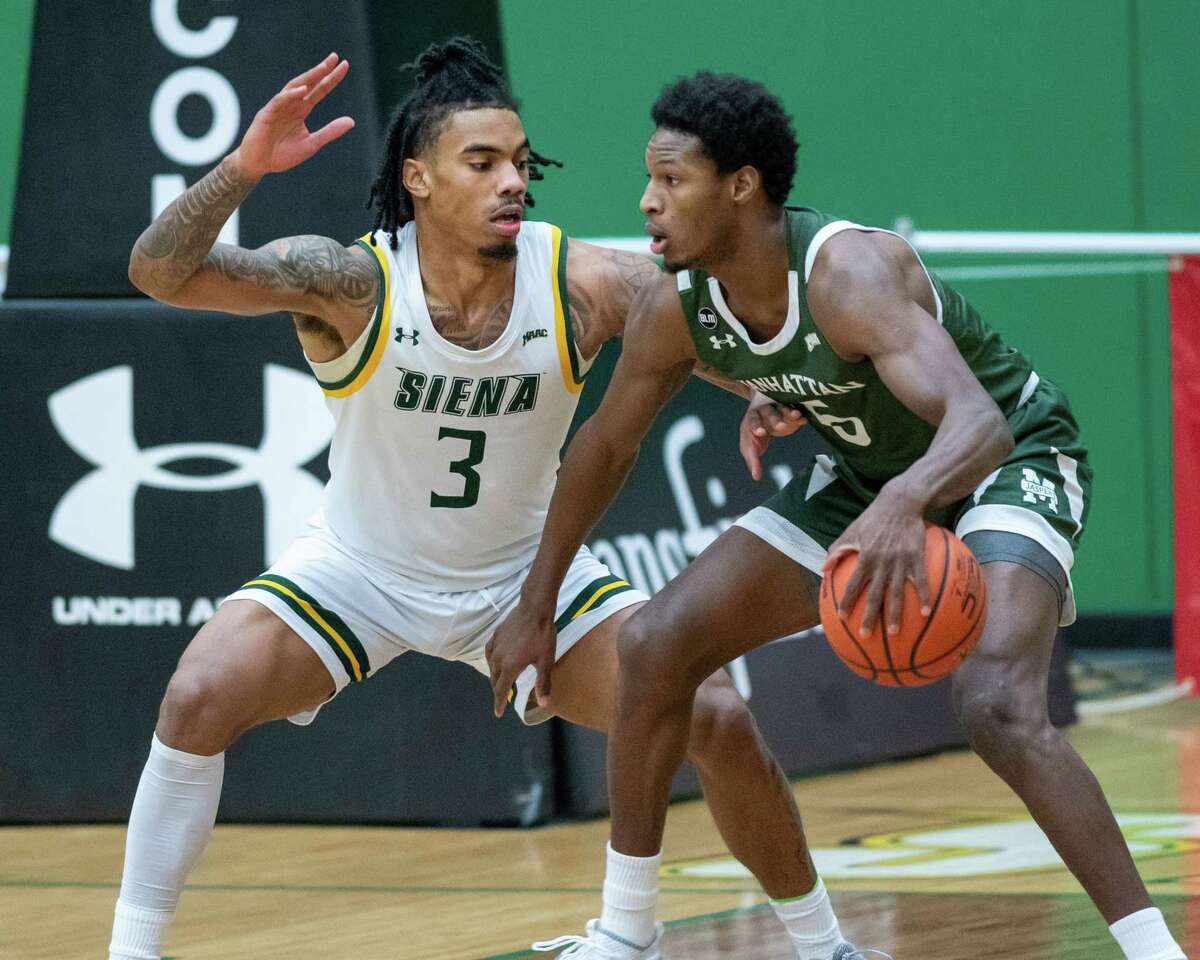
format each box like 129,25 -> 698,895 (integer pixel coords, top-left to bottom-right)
740,392 -> 807,480
233,54 -> 355,180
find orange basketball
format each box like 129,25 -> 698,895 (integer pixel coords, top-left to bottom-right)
819,523 -> 987,687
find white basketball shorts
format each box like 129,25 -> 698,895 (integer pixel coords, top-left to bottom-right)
224,519 -> 646,725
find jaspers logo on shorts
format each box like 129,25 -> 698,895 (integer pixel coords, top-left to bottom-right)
48,365 -> 333,569
1020,468 -> 1059,512
392,367 -> 541,416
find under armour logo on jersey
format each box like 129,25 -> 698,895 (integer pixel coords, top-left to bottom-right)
697,307 -> 719,330
1020,468 -> 1059,512
805,332 -> 821,352
523,328 -> 548,346
47,365 -> 332,570
394,327 -> 420,346
709,334 -> 737,350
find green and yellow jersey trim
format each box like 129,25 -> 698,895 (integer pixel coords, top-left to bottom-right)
315,235 -> 392,398
554,574 -> 634,633
551,226 -> 586,394
239,573 -> 370,682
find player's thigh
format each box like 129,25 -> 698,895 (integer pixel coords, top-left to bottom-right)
161,598 -> 336,738
543,602 -> 748,738
622,457 -> 860,684
951,557 -> 1062,724
623,524 -> 822,687
166,529 -> 405,739
539,601 -> 638,732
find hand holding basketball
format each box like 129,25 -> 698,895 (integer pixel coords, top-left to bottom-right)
824,491 -> 933,638
820,522 -> 987,686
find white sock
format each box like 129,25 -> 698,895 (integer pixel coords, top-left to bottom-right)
109,735 -> 225,960
771,878 -> 847,960
599,843 -> 661,949
1110,907 -> 1186,960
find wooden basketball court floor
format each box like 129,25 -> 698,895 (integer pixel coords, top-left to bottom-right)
3,697 -> 1197,959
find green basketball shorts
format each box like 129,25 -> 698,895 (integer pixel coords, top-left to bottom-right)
735,377 -> 1091,626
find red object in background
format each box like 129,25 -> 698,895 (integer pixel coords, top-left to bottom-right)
1170,254 -> 1200,692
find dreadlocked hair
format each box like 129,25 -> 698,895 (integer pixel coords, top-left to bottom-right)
366,36 -> 561,248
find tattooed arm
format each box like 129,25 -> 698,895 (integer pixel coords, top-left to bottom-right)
565,241 -> 752,398
564,241 -> 660,358
127,55 -> 372,346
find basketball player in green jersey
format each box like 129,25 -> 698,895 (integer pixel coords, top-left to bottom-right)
490,73 -> 1187,960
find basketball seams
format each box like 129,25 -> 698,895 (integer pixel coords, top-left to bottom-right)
907,527 -> 952,678
820,524 -> 988,687
825,572 -> 879,681
877,610 -> 907,686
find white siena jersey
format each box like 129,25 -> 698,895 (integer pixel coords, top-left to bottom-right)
306,220 -> 593,592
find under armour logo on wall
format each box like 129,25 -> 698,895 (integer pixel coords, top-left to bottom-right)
47,365 -> 333,569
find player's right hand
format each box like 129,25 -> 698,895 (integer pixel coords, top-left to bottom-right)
486,598 -> 558,719
231,54 -> 355,180
739,391 -> 806,481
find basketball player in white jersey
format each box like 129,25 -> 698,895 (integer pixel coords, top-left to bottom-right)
111,41 -> 860,960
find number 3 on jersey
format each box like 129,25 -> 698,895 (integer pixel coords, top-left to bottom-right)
432,428 -> 486,508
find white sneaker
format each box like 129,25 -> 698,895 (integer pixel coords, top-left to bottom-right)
532,919 -> 664,959
830,945 -> 894,960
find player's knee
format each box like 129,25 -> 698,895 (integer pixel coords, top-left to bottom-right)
157,663 -> 244,753
616,608 -> 695,692
955,676 -> 1054,764
687,680 -> 760,772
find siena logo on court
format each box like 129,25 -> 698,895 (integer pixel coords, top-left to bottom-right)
663,814 -> 1200,881
47,364 -> 333,570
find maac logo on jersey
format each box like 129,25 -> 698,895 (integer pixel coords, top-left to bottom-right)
805,332 -> 821,352
523,328 -> 548,346
697,307 -> 718,330
394,327 -> 420,346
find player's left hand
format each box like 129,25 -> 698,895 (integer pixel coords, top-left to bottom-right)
739,391 -> 806,481
486,598 -> 557,719
823,484 -> 932,638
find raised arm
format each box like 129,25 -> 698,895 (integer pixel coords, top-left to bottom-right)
128,55 -> 374,338
808,228 -> 1014,635
485,272 -> 697,715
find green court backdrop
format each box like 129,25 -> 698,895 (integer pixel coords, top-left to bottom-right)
497,0 -> 1199,617
3,0 -> 1196,616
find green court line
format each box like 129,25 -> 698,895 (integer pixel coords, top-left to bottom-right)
5,877 -> 1192,899
0,879 -> 757,896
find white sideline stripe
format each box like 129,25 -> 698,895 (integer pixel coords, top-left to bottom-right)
937,259 -> 1169,281
1076,678 -> 1195,718
908,230 -> 1200,255
3,233 -> 1191,297
585,229 -> 1199,257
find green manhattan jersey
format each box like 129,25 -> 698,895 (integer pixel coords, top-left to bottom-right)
679,207 -> 1042,498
